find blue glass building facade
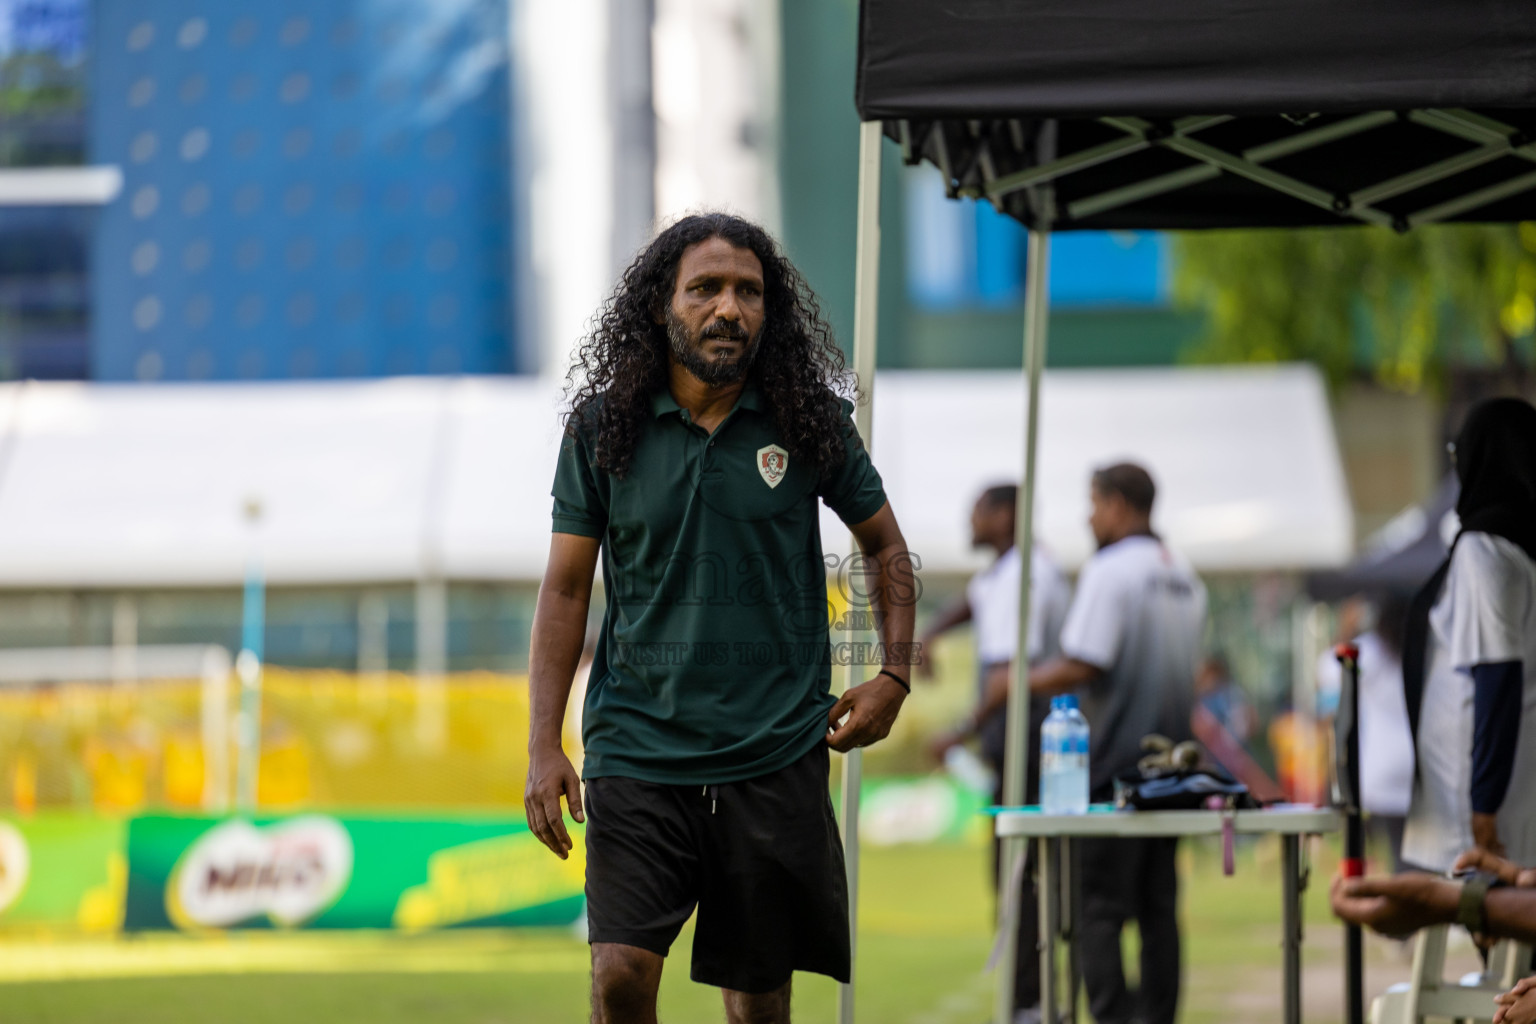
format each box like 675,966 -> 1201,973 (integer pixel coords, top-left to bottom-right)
904,166 -> 1169,312
89,0 -> 516,381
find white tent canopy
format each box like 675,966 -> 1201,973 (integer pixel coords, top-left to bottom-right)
856,363 -> 1353,575
0,376 -> 565,587
0,366 -> 1350,589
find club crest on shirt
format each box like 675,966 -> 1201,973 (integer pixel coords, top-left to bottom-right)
756,444 -> 788,488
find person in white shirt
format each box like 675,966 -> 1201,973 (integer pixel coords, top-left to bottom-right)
1401,397 -> 1536,872
1000,462 -> 1206,1024
922,483 -> 1071,1024
924,484 -> 1072,781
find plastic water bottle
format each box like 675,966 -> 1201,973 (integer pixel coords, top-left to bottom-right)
1040,698 -> 1063,812
1041,695 -> 1090,814
1060,696 -> 1090,814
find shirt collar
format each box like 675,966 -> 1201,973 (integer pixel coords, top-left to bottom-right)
649,383 -> 763,418
650,389 -> 683,418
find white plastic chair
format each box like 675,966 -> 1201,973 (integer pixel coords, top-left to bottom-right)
1370,926 -> 1531,1024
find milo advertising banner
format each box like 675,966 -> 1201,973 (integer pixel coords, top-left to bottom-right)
125,814 -> 585,932
0,815 -> 126,932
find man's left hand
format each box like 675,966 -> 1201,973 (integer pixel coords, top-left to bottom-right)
1496,977 -> 1536,1024
827,673 -> 907,752
1329,873 -> 1459,938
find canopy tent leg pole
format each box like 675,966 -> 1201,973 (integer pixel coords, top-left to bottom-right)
995,218 -> 1052,1024
838,118 -> 884,1024
415,576 -> 449,751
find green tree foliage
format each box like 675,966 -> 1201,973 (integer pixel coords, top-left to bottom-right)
1172,225 -> 1536,393
0,52 -> 79,113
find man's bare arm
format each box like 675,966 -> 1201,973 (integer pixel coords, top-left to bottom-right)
827,502 -> 915,752
923,595 -> 973,637
1486,886 -> 1536,945
1030,657 -> 1102,699
525,532 -> 600,860
915,594 -> 972,680
1331,870 -> 1536,944
856,502 -> 918,685
969,656 -> 1101,729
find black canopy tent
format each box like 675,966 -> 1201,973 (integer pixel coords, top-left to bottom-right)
859,0 -> 1536,231
839,4 -> 1536,1024
1306,478 -> 1458,602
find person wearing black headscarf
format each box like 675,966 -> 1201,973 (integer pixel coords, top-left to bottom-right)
1401,397 -> 1536,871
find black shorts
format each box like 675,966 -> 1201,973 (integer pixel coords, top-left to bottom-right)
583,741 -> 850,993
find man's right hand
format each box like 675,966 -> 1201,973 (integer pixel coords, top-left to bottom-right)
525,743 -> 585,860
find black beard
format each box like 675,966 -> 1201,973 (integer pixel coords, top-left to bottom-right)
666,309 -> 758,386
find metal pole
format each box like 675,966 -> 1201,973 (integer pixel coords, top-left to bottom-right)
1282,834 -> 1302,1024
415,577 -> 449,750
236,498 -> 265,813
838,118 -> 883,1024
1038,836 -> 1058,1024
995,204 -> 1053,1024
1335,643 -> 1365,1024
1063,837 -> 1080,1024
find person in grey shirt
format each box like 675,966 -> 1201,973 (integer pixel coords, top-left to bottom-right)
1017,462 -> 1206,1024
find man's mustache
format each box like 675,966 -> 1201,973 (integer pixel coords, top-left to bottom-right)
701,321 -> 749,342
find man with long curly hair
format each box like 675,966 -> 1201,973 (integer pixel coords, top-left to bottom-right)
525,213 -> 916,1024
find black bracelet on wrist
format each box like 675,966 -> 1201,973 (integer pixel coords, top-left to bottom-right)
877,669 -> 911,693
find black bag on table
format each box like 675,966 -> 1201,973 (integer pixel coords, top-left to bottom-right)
1113,766 -> 1259,811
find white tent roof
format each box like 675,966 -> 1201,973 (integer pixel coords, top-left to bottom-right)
0,377 -> 566,587
850,364 -> 1353,575
0,365 -> 1350,588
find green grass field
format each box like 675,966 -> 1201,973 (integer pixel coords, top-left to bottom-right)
1,836 -> 1463,1024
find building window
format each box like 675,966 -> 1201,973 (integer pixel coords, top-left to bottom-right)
0,0 -> 90,379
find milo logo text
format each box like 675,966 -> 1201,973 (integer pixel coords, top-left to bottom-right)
167,816 -> 353,929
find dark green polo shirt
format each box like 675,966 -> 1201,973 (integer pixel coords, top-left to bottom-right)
551,385 -> 887,785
